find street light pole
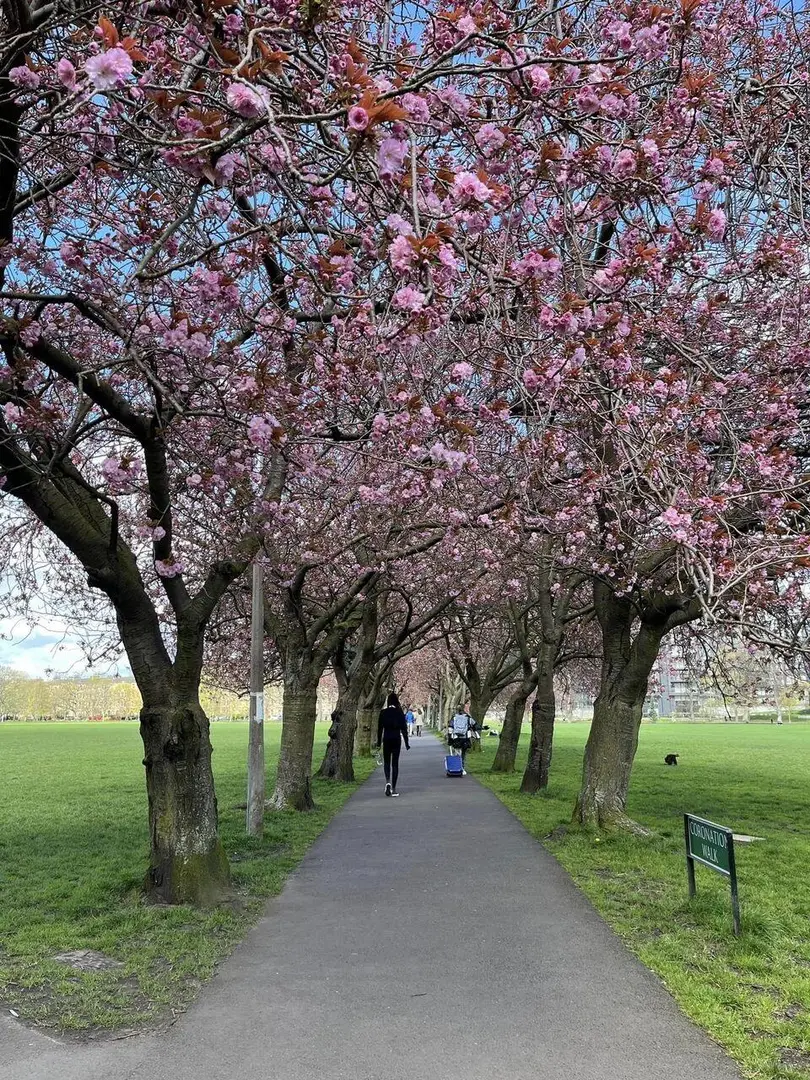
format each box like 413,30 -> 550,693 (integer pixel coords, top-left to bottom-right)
246,559 -> 265,836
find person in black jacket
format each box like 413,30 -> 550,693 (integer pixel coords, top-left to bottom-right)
377,691 -> 410,797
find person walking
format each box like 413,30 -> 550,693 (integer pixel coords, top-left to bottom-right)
405,705 -> 415,738
414,710 -> 423,737
448,705 -> 473,774
377,692 -> 410,797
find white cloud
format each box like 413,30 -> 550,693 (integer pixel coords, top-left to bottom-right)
0,617 -> 130,678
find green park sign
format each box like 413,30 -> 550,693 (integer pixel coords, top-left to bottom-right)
684,814 -> 741,936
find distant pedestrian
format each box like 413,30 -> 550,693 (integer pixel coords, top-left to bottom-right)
377,692 -> 410,797
405,705 -> 415,737
415,711 -> 423,737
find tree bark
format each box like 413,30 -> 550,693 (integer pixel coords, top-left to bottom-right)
574,691 -> 645,826
491,687 -> 530,773
355,669 -> 385,757
521,644 -> 556,793
318,683 -> 360,782
574,583 -> 669,829
271,669 -> 319,810
140,698 -> 230,906
354,702 -> 375,758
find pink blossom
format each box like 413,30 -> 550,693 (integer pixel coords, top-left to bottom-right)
4,403 -> 24,423
613,148 -> 637,179
187,473 -> 202,487
85,47 -> 133,90
393,286 -> 426,312
451,171 -> 491,204
248,414 -> 283,449
437,244 -> 459,274
640,139 -> 660,165
438,86 -> 470,117
477,123 -> 506,156
703,156 -> 726,179
214,152 -> 240,183
576,85 -> 600,115
259,143 -> 286,173
155,559 -> 185,578
9,66 -> 40,90
19,322 -> 42,346
523,369 -> 541,391
401,93 -> 430,124
389,234 -> 416,273
452,361 -> 474,380
56,59 -> 76,89
660,506 -> 692,543
385,213 -> 413,236
634,23 -> 668,60
457,14 -> 477,34
707,208 -> 727,240
152,526 -> 166,541
512,250 -> 561,281
377,136 -> 408,181
605,19 -> 633,50
430,442 -> 467,471
372,413 -> 389,436
348,106 -> 369,131
226,82 -> 265,118
599,93 -> 624,118
527,65 -> 551,95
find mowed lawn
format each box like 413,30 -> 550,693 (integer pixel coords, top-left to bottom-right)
0,721 -> 373,1035
469,722 -> 810,1080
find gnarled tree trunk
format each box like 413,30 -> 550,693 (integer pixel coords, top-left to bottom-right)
318,684 -> 360,782
574,582 -> 671,829
355,668 -> 385,757
491,684 -> 532,773
520,642 -> 557,793
574,691 -> 644,825
271,661 -> 319,810
120,607 -> 231,907
140,698 -> 229,905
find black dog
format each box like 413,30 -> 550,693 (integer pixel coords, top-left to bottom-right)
664,753 -> 679,766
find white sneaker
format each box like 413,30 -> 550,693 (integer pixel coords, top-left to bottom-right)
462,770 -> 467,776
391,791 -> 400,797
385,783 -> 392,797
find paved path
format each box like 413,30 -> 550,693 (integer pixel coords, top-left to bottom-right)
2,736 -> 741,1080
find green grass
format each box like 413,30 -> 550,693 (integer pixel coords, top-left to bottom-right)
0,721 -> 374,1036
469,723 -> 810,1080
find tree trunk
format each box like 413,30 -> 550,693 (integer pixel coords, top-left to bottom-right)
574,691 -> 644,826
318,685 -> 360,782
140,699 -> 230,906
521,647 -> 556,793
491,688 -> 530,773
574,583 -> 667,829
355,673 -> 384,757
468,690 -> 495,754
355,702 -> 375,757
271,673 -> 319,811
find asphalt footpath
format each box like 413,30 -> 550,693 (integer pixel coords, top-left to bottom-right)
0,735 -> 742,1080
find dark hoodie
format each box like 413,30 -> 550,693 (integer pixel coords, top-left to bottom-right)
377,705 -> 410,748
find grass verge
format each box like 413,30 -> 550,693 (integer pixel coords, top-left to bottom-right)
469,722 -> 810,1080
0,721 -> 374,1037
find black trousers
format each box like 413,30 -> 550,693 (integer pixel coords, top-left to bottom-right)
382,738 -> 401,790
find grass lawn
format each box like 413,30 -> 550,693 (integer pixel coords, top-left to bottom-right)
469,722 -> 810,1080
0,721 -> 374,1036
